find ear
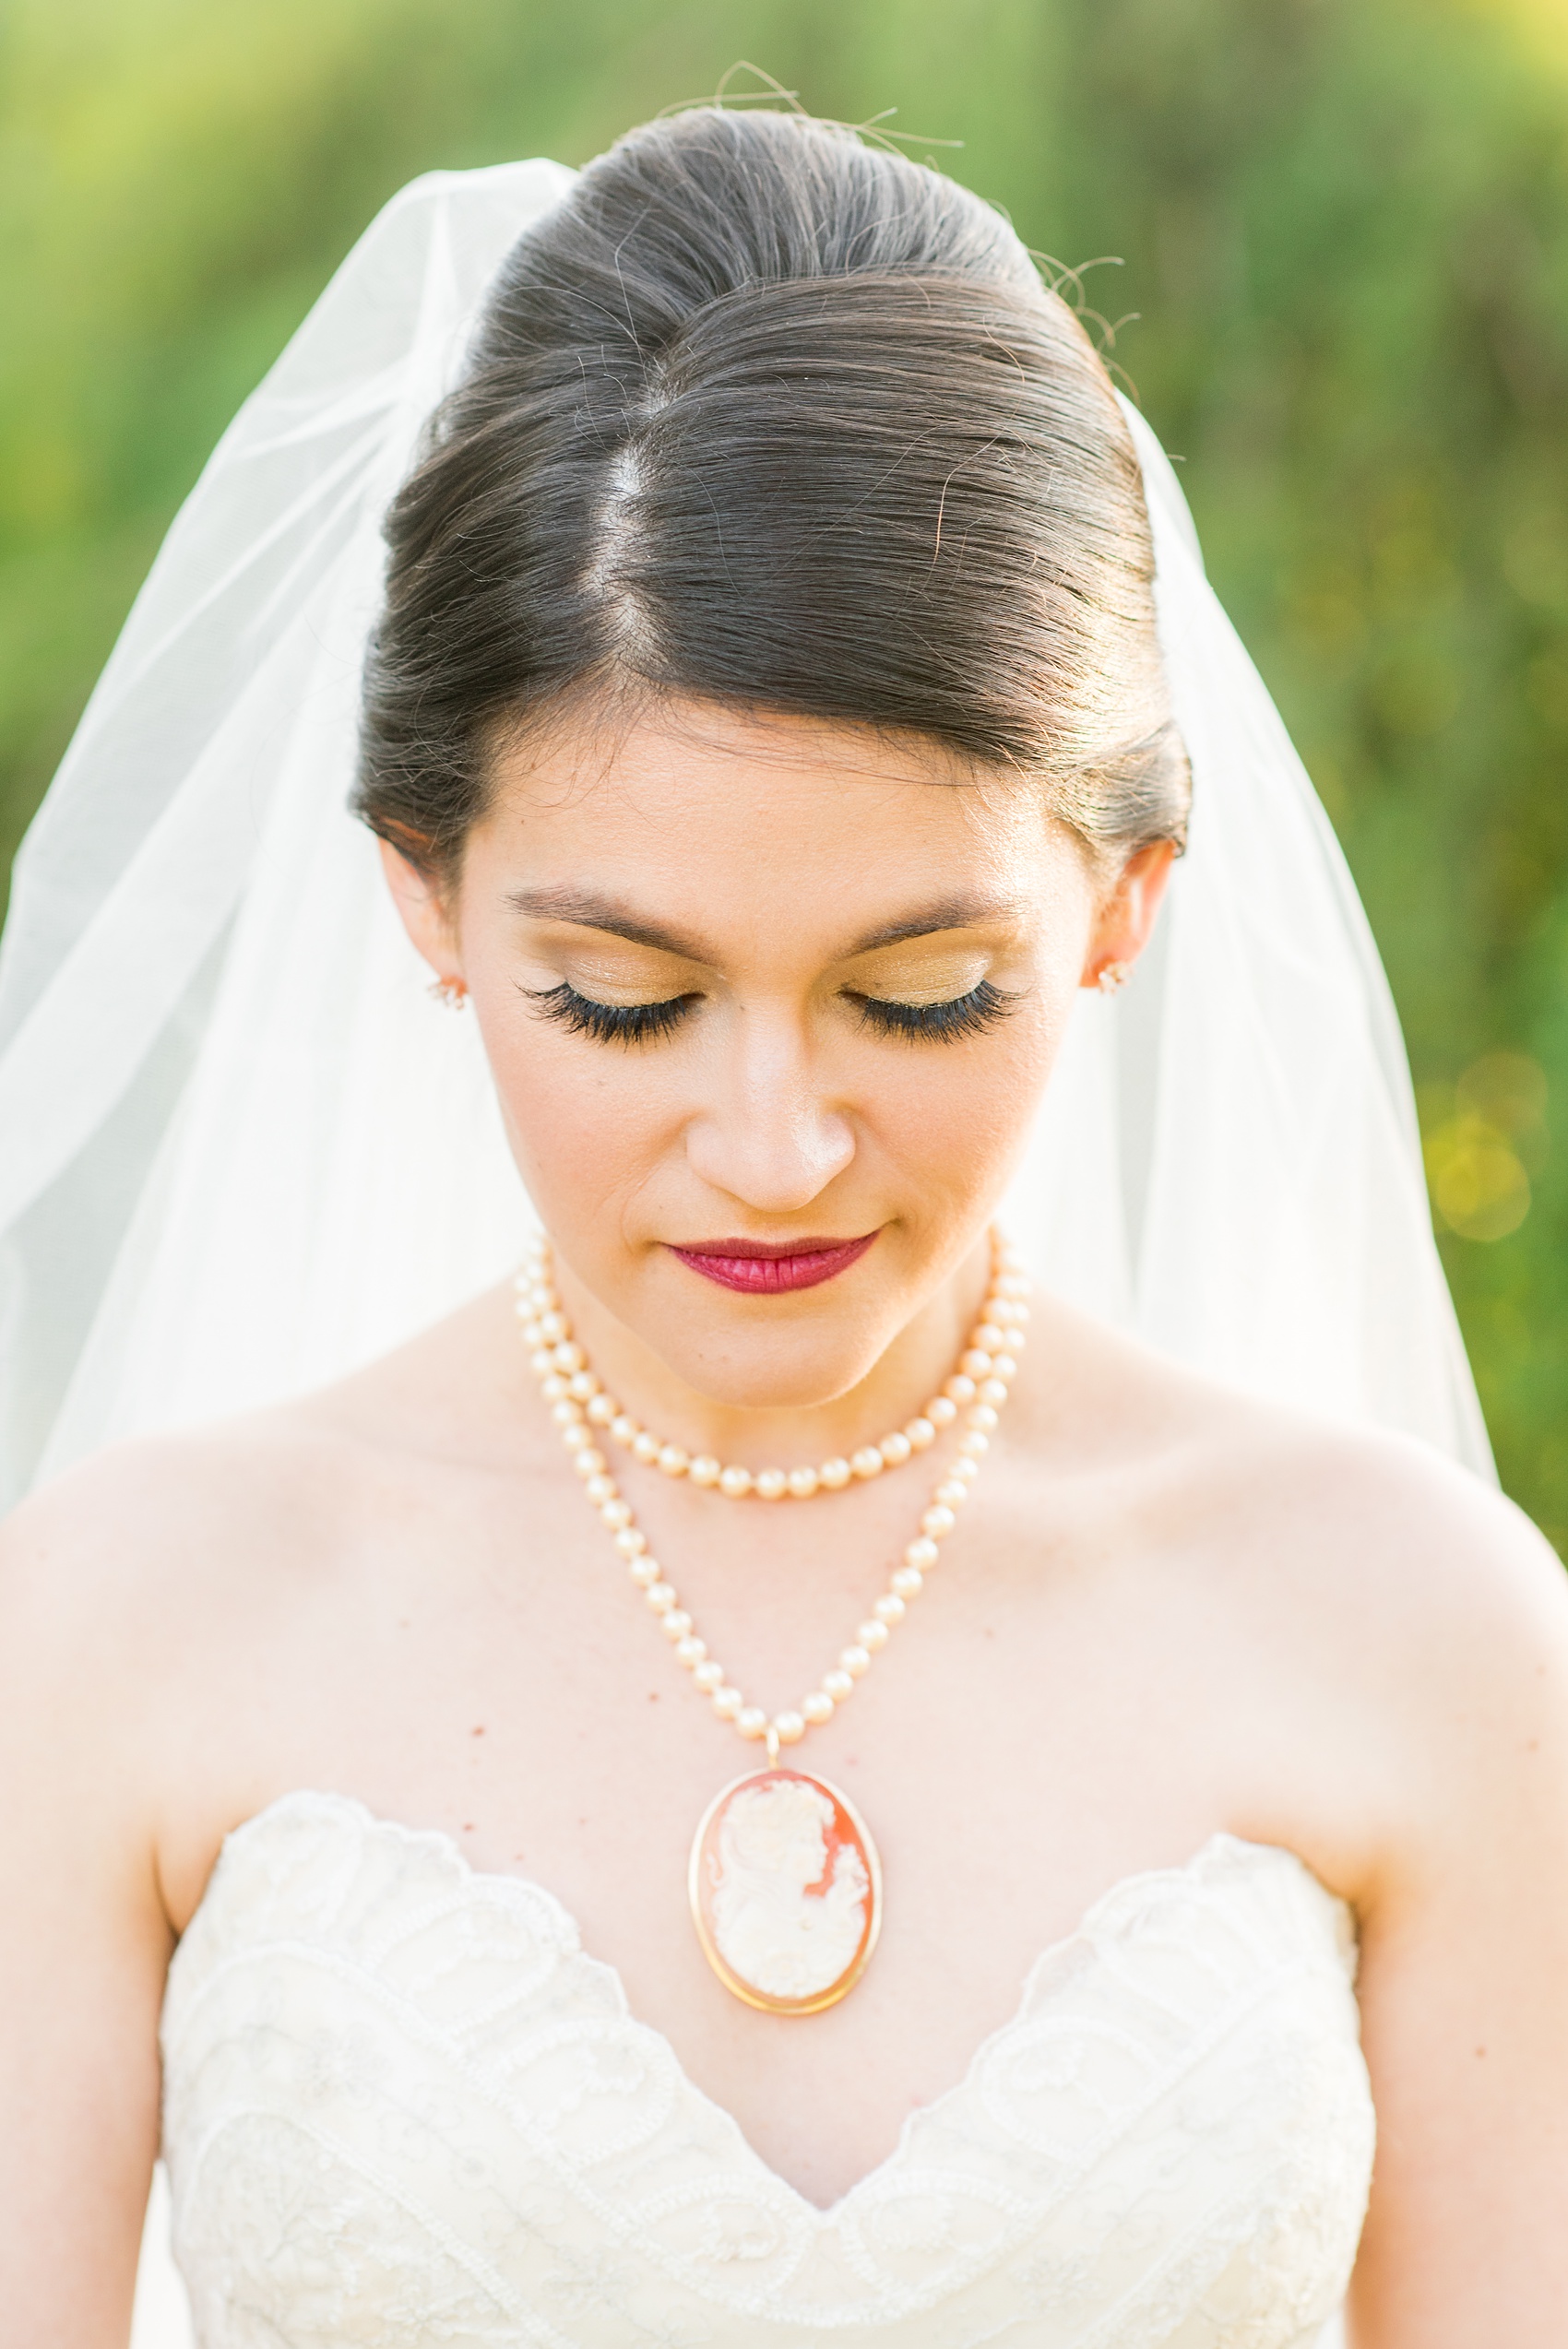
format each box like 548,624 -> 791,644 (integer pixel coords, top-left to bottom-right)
1079,839 -> 1177,990
378,837 -> 463,985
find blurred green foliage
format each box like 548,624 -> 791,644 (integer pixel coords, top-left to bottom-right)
3,0 -> 1566,1539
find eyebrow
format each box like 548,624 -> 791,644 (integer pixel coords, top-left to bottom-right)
505,885 -> 1016,965
505,887 -> 715,962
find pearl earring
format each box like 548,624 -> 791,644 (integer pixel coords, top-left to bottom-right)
429,978 -> 469,1010
1097,961 -> 1131,995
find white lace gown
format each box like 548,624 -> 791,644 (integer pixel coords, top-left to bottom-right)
137,1791 -> 1372,2346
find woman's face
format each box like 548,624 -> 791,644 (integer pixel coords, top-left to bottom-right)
385,698 -> 1168,1413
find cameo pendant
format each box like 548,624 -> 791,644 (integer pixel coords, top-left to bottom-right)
688,1766 -> 883,2014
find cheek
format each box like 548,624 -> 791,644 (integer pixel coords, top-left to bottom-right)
472,1003 -> 681,1238
862,991 -> 1066,1207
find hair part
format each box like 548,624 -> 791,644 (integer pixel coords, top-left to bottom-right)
355,106 -> 1191,883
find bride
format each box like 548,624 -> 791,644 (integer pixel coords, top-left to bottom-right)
2,103 -> 1566,2349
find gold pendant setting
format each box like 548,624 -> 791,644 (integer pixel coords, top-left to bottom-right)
689,1767 -> 883,2014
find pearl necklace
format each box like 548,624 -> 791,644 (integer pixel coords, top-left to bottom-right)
517,1247 -> 1030,1499
517,1234 -> 1029,2015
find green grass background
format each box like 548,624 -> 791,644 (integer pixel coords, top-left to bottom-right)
4,0 -> 1567,1540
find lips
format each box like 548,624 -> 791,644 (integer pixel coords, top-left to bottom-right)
669,1232 -> 879,1294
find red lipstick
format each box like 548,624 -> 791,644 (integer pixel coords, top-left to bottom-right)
670,1232 -> 879,1294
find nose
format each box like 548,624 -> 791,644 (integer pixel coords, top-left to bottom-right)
683,1008 -> 855,1214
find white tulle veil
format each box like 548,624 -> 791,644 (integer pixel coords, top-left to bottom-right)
0,148 -> 1488,2347
0,153 -> 1491,1508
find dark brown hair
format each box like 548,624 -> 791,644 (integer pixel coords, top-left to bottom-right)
354,106 -> 1189,876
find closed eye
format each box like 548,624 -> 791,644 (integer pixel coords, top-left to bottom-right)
525,980 -> 701,1046
846,978 -> 1018,1042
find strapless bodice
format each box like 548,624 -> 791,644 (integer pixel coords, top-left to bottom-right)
160,1790 -> 1373,2345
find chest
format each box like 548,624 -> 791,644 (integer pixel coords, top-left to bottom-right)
170,1458 -> 1319,2204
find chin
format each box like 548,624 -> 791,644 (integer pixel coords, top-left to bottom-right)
662,1332 -> 889,1415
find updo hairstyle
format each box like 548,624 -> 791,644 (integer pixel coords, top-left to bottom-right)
355,107 -> 1190,879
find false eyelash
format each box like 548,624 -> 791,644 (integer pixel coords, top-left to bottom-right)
850,978 -> 1019,1043
525,981 -> 701,1046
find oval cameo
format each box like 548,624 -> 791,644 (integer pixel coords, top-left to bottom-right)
688,1767 -> 883,2014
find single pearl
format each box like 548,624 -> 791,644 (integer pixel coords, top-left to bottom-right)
518,1317 -> 544,1347
921,1505 -> 956,1538
904,1417 -> 936,1450
959,1348 -> 992,1379
694,1660 -> 726,1691
562,1425 -> 591,1453
992,1353 -> 1018,1380
787,1465 -> 820,1498
944,1373 -> 977,1404
891,1565 -> 924,1599
586,1394 -> 616,1423
540,1372 -> 568,1402
840,1644 -> 873,1678
950,1454 -> 980,1482
801,1692 -> 836,1726
629,1557 -> 660,1586
611,1414 -> 639,1445
737,1707 -> 769,1738
711,1686 -> 744,1719
719,1465 -> 753,1498
612,1527 -> 647,1558
600,1499 -> 633,1529
858,1619 -> 889,1651
773,1711 -> 807,1744
573,1449 -> 607,1479
903,1537 -> 940,1572
661,1609 -> 694,1640
646,1584 -> 678,1613
675,1635 -> 707,1667
658,1443 -> 689,1477
997,1272 -> 1028,1298
585,1474 -> 617,1502
979,1378 -> 1009,1407
974,1323 -> 1007,1353
689,1456 -> 722,1487
539,1311 -> 568,1343
935,1478 -> 968,1508
821,1668 -> 855,1703
819,1458 -> 852,1489
632,1431 -> 660,1465
850,1446 -> 885,1479
958,1430 -> 990,1457
873,1593 -> 907,1624
754,1468 -> 789,1501
876,1430 -> 911,1468
552,1340 -> 585,1373
568,1371 -> 600,1402
551,1399 -> 584,1427
927,1395 -> 958,1428
967,1403 -> 1000,1433
530,1349 -> 556,1377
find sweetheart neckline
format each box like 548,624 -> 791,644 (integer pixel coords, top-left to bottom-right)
189,1788 -> 1352,2222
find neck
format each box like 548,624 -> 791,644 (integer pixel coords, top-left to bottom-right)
540,1237 -> 997,1472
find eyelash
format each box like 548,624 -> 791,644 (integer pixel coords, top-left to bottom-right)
527,978 -> 1017,1048
848,979 -> 1017,1043
525,983 -> 700,1046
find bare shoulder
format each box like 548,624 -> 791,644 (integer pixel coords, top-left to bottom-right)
1030,1300 -> 1568,1884
1056,1296 -> 1565,1659
1153,1343 -> 1568,1892
0,1287 -> 525,1797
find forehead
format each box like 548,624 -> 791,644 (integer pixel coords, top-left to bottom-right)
472,698 -> 1062,941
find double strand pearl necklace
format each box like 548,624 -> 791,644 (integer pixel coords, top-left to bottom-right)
517,1234 -> 1030,2014
517,1249 -> 1030,1500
